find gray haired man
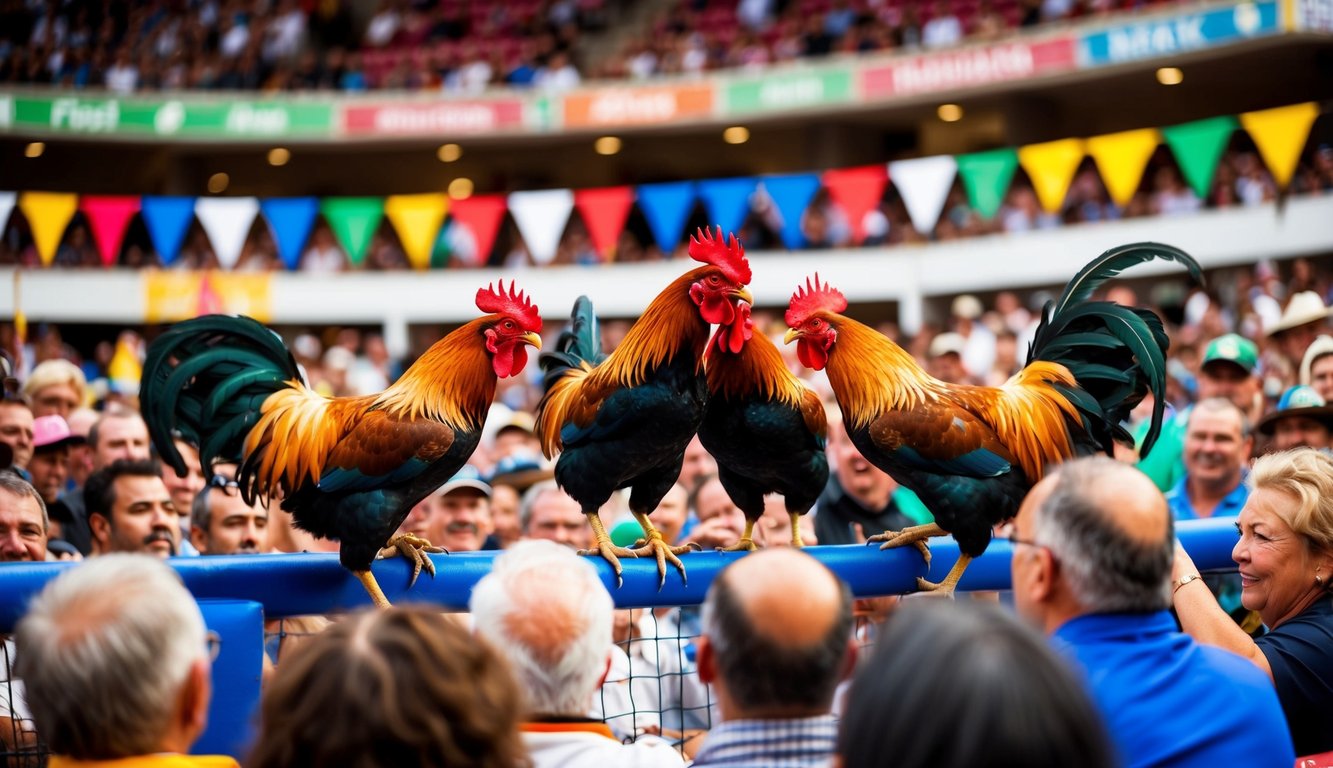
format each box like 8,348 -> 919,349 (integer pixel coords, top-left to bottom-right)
15,554 -> 239,767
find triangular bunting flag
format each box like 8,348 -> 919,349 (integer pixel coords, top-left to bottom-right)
1240,102 -> 1320,190
888,156 -> 958,236
636,181 -> 698,254
320,197 -> 383,268
18,192 -> 78,267
821,165 -> 888,245
573,187 -> 633,262
260,197 -> 320,271
80,196 -> 141,267
1017,138 -> 1086,214
1086,129 -> 1160,207
760,174 -> 821,249
195,197 -> 260,270
697,177 -> 759,238
384,193 -> 449,271
140,196 -> 198,266
448,194 -> 507,267
1161,116 -> 1238,199
509,189 -> 575,266
956,149 -> 1019,220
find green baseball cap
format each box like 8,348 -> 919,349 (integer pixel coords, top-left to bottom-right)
1202,334 -> 1258,375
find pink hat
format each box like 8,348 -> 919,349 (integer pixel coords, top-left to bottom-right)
32,414 -> 80,452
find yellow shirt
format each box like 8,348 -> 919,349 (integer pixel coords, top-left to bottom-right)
49,754 -> 239,768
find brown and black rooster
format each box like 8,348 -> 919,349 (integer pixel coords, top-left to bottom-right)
535,228 -> 752,587
783,243 -> 1201,596
142,283 -> 542,608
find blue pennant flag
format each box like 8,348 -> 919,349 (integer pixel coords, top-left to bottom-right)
140,196 -> 197,266
636,181 -> 697,254
260,197 -> 320,271
697,177 -> 759,238
760,174 -> 821,249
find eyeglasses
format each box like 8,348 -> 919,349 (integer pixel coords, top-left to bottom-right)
1007,531 -> 1044,549
208,475 -> 240,494
206,630 -> 222,662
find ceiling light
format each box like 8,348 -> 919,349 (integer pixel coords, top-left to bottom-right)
722,126 -> 750,144
448,177 -> 474,199
437,143 -> 462,163
1156,67 -> 1183,85
937,104 -> 964,122
24,142 -> 44,158
267,147 -> 290,166
207,173 -> 230,194
594,136 -> 622,155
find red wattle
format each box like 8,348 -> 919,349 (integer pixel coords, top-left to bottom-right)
797,338 -> 827,370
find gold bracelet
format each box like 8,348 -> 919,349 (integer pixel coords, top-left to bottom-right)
1173,573 -> 1202,595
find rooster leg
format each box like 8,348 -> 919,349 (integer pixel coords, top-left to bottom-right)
377,533 -> 447,589
579,512 -> 638,588
629,511 -> 701,589
353,570 -> 393,610
868,522 -> 945,566
789,512 -> 805,548
718,519 -> 759,552
915,554 -> 973,599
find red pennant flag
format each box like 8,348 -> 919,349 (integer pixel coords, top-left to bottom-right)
448,195 -> 508,267
197,273 -> 223,316
821,165 -> 889,245
80,195 -> 142,267
574,186 -> 633,261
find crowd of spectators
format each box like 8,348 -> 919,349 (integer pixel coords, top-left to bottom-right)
0,0 -> 1185,95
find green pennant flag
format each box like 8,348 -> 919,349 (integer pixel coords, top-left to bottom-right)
1161,116 -> 1238,199
956,148 -> 1019,220
320,197 -> 385,267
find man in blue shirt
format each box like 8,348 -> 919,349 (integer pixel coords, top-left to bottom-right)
691,548 -> 853,767
1165,397 -> 1252,522
1011,456 -> 1293,768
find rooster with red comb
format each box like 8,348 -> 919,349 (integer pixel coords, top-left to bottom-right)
536,227 -> 753,587
143,282 -> 543,608
784,244 -> 1201,596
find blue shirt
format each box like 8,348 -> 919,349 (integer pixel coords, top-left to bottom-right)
1052,611 -> 1294,768
690,716 -> 837,768
1165,473 -> 1249,521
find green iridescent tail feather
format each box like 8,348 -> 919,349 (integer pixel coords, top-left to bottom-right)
540,295 -> 604,391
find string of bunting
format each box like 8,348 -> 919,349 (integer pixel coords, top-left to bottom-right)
0,103 -> 1319,271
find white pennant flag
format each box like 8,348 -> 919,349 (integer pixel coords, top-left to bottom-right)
195,197 -> 260,270
888,156 -> 958,237
0,192 -> 15,234
508,189 -> 574,266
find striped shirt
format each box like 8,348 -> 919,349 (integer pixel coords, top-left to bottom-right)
690,715 -> 838,767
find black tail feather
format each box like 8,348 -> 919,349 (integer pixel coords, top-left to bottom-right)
539,295 -> 604,391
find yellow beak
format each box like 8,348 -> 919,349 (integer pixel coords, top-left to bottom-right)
784,328 -> 802,345
524,332 -> 543,350
732,287 -> 754,305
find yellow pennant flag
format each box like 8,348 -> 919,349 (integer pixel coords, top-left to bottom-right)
1240,102 -> 1320,190
384,193 -> 449,270
18,192 -> 78,267
1086,128 -> 1160,207
1018,139 -> 1086,214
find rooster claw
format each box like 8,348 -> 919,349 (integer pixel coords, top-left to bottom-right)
718,538 -> 757,553
629,535 -> 696,589
379,533 -> 447,589
868,530 -> 933,567
914,577 -> 957,598
580,540 -> 638,588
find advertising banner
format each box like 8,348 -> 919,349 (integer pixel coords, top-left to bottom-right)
862,38 -> 1077,98
563,85 -> 713,128
343,100 -> 525,136
1079,1 -> 1279,66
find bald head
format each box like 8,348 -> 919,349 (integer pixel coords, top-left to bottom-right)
701,548 -> 853,718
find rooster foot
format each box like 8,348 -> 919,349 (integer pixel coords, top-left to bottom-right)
579,540 -> 639,588
718,537 -> 758,553
629,534 -> 700,589
378,533 -> 447,589
867,530 -> 932,567
913,577 -> 957,598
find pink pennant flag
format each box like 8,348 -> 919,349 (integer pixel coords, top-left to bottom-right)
80,195 -> 141,267
821,165 -> 889,245
574,187 -> 633,261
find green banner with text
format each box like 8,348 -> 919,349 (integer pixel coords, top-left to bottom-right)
6,96 -> 335,138
723,69 -> 853,115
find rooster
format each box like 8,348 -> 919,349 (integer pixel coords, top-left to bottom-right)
698,294 -> 829,551
142,283 -> 542,608
536,228 -> 752,587
783,243 -> 1201,596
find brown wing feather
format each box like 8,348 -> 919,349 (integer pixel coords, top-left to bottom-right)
323,410 -> 456,476
866,400 -> 1018,465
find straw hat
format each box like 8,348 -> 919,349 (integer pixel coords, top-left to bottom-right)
1266,291 -> 1332,337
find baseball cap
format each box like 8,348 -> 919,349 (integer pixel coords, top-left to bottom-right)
436,465 -> 491,498
1257,385 -> 1333,435
486,451 -> 553,492
1201,334 -> 1258,376
928,332 -> 966,359
33,414 -> 80,452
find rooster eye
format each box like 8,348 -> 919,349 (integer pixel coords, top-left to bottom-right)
503,320 -> 515,330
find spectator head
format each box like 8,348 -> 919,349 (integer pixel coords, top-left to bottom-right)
651,482 -> 689,545
470,539 -> 614,716
88,406 -> 151,469
491,411 -> 540,461
1011,456 -> 1174,634
0,473 -> 48,562
828,415 -> 895,511
65,406 -> 99,488
248,607 -> 526,768
15,555 -> 212,759
1299,334 -> 1333,401
1183,397 -> 1252,494
1257,386 -> 1333,452
1266,291 -> 1331,363
190,475 -> 269,555
22,359 -> 86,418
690,473 -> 748,545
28,414 -> 78,505
678,434 -> 716,491
927,331 -> 968,384
838,601 -> 1114,768
160,439 -> 207,531
697,547 -> 854,720
487,484 -> 521,549
429,466 -> 492,552
0,399 -> 34,470
1197,334 -> 1260,413
85,459 -> 178,558
519,480 -> 588,549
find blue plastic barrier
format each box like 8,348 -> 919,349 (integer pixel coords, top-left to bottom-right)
195,599 -> 264,760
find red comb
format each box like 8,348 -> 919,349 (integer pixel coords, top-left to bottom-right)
476,281 -> 541,333
688,227 -> 752,285
785,273 -> 847,327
